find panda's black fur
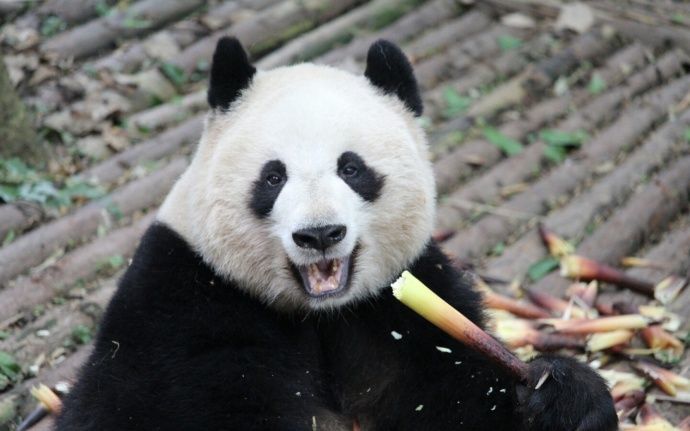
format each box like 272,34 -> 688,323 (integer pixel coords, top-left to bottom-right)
55,38 -> 617,431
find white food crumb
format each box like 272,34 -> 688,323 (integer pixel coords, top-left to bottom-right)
491,405 -> 496,411
415,404 -> 424,411
55,381 -> 70,393
36,329 -> 50,338
455,361 -> 462,365
499,388 -> 506,393
295,392 -> 301,397
391,331 -> 403,340
436,346 -> 452,353
487,387 -> 493,396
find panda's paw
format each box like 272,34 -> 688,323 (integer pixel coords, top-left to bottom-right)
516,354 -> 617,431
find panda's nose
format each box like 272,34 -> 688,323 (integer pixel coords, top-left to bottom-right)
292,225 -> 347,251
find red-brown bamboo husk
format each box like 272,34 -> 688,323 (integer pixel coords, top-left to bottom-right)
542,315 -> 650,334
525,289 -> 586,318
635,403 -> 675,428
640,325 -> 684,357
611,301 -> 640,315
560,255 -> 655,295
611,379 -> 646,401
484,291 -> 551,319
494,319 -> 584,351
632,362 -> 690,396
614,389 -> 645,420
538,223 -> 574,258
679,416 -> 690,431
595,302 -> 616,316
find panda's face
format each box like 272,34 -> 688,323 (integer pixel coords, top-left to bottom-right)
159,40 -> 435,311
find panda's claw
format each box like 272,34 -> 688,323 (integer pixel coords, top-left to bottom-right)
516,355 -> 618,431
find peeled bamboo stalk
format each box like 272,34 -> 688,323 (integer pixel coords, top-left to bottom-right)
392,271 -> 528,381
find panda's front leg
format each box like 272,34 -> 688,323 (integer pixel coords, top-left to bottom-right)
516,354 -> 617,431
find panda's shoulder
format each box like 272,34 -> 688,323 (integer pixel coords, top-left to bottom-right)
97,222 -> 282,346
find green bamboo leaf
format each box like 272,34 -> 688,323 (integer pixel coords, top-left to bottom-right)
497,35 -> 523,51
539,129 -> 588,147
161,63 -> 187,87
527,257 -> 559,281
483,127 -> 524,156
442,87 -> 471,118
588,73 -> 606,95
543,145 -> 566,164
0,351 -> 20,381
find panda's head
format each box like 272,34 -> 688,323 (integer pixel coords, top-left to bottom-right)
158,37 -> 435,311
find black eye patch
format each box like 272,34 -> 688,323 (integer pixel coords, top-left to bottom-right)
337,151 -> 384,202
249,160 -> 287,218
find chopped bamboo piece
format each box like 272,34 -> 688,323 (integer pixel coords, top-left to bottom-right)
586,330 -> 634,352
621,257 -> 668,270
654,276 -> 687,305
30,384 -> 61,414
526,289 -> 587,318
630,403 -> 677,430
494,318 -> 584,351
599,369 -> 646,390
484,290 -> 551,319
638,306 -> 682,332
614,389 -> 645,421
632,362 -> 690,396
541,314 -> 650,334
640,325 -> 684,359
538,223 -> 574,257
611,379 -> 647,401
560,255 -> 655,295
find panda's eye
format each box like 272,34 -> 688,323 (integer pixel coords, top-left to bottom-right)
340,164 -> 359,177
266,173 -> 283,186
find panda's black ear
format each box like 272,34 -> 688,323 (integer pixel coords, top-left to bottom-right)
208,36 -> 256,110
364,40 -> 422,116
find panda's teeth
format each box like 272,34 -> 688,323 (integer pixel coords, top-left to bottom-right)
297,256 -> 349,297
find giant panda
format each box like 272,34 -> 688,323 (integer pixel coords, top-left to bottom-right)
55,37 -> 617,431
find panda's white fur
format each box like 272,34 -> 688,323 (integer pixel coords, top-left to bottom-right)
159,64 -> 436,310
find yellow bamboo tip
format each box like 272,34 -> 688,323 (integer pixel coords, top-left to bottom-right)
30,384 -> 62,414
391,270 -> 435,305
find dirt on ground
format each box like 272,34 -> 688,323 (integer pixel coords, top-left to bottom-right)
1,0 -> 689,430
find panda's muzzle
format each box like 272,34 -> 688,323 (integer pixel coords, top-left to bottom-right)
290,225 -> 352,298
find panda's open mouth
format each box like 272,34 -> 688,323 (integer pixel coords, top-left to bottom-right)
294,255 -> 352,298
